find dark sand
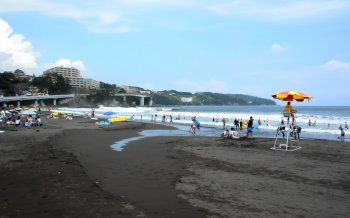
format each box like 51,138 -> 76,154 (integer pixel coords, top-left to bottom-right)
1,116 -> 350,217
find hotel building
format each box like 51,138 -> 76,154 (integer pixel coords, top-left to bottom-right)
43,66 -> 100,89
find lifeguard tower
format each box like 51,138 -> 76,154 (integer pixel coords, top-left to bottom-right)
271,90 -> 312,151
272,109 -> 301,151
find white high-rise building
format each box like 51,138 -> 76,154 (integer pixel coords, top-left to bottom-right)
43,66 -> 81,78
43,66 -> 100,89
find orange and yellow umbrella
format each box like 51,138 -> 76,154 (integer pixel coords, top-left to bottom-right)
272,90 -> 312,102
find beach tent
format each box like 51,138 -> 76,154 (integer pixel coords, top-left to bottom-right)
271,90 -> 312,151
21,110 -> 37,115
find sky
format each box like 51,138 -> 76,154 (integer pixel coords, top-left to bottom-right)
0,0 -> 349,106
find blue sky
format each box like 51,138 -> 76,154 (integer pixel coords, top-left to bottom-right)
0,0 -> 349,106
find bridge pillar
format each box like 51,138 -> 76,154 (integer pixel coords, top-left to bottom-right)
123,95 -> 126,103
148,98 -> 153,106
35,100 -> 38,105
140,97 -> 145,106
17,101 -> 21,107
53,99 -> 57,106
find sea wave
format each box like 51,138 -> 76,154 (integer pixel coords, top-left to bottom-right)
52,106 -> 349,141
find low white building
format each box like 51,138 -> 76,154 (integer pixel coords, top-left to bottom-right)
84,78 -> 100,90
181,97 -> 193,103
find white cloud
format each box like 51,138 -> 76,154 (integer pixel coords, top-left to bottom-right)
324,59 -> 350,71
244,1 -> 348,19
271,44 -> 284,53
43,59 -> 87,72
1,0 -> 348,34
0,0 -> 128,33
175,77 -> 227,93
0,18 -> 39,70
207,0 -> 349,20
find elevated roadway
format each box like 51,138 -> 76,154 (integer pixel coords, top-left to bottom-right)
113,93 -> 153,106
0,94 -> 75,107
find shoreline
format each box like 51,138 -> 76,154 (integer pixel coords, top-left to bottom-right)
1,116 -> 350,217
45,105 -> 350,142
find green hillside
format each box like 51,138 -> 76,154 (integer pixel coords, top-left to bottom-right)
152,90 -> 275,106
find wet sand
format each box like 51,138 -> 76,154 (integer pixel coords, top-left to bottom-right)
1,116 -> 349,217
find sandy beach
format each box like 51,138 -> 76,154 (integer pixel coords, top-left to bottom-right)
1,115 -> 349,217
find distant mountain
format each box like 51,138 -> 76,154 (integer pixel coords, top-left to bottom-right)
152,90 -> 275,106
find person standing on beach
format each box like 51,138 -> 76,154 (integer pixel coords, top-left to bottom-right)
234,118 -> 239,130
247,116 -> 254,138
1,108 -> 6,125
91,108 -> 95,118
339,125 -> 345,141
222,118 -> 227,129
190,124 -> 196,134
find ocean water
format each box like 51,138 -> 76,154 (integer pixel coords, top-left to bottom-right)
53,105 -> 350,142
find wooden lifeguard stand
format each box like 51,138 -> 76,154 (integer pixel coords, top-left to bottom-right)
271,111 -> 301,151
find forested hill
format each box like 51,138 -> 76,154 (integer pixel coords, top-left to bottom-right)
152,90 -> 275,106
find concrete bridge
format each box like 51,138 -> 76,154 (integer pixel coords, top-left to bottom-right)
113,93 -> 153,106
0,94 -> 75,107
0,93 -> 153,108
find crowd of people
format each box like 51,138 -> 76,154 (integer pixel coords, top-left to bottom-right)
1,107 -> 42,127
221,116 -> 255,139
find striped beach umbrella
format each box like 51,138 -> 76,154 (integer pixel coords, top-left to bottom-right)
272,90 -> 312,102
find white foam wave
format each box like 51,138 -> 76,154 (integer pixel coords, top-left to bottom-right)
50,106 -> 349,140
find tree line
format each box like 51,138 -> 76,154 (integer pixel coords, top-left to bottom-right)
0,71 -> 71,96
